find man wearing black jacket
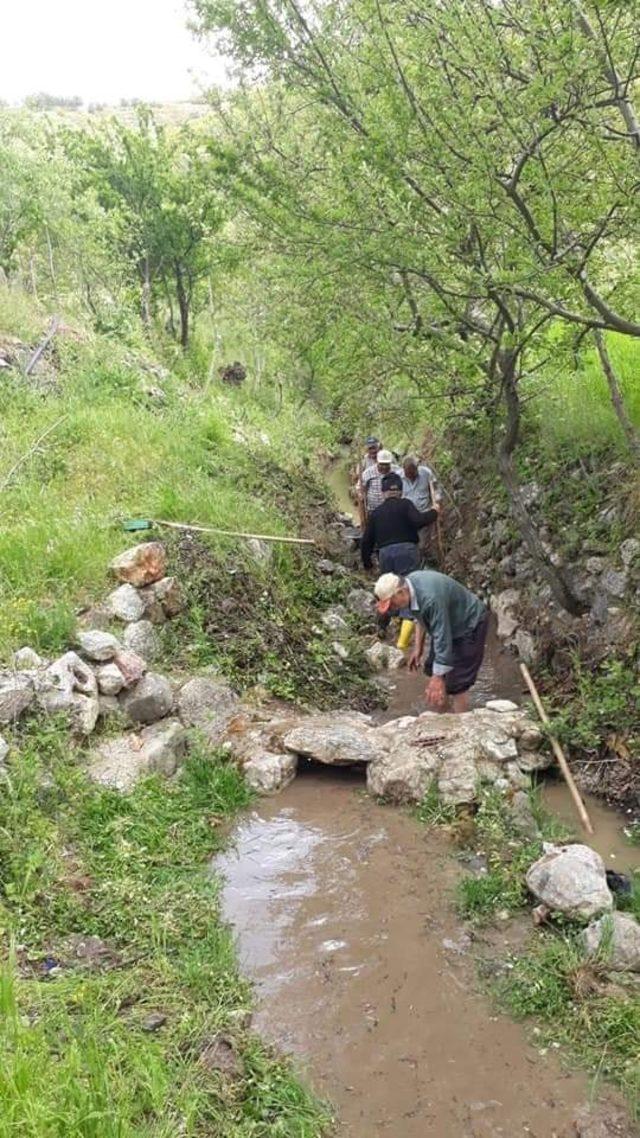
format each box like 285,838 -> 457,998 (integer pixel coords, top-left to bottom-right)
360,473 -> 438,575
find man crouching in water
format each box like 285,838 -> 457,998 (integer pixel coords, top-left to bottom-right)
374,570 -> 489,713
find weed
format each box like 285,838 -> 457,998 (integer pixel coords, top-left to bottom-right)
416,781 -> 457,826
0,718 -> 330,1137
499,932 -> 640,1117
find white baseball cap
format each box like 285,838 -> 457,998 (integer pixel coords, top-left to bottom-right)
377,449 -> 394,464
374,572 -> 402,614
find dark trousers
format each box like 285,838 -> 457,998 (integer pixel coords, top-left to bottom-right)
377,542 -> 419,628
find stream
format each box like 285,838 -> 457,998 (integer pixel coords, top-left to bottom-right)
214,461 -> 638,1136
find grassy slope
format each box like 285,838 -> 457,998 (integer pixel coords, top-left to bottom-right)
0,288 -> 351,1136
0,286 -> 331,658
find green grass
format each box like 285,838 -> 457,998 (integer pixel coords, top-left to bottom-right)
0,285 -> 332,659
528,331 -> 640,457
0,717 -> 330,1137
499,932 -> 640,1118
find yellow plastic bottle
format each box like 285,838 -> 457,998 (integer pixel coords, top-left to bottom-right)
397,619 -> 414,650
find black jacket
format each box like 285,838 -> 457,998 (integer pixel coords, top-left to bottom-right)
361,498 -> 437,569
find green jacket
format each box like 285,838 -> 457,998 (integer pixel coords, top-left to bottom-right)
407,570 -> 486,674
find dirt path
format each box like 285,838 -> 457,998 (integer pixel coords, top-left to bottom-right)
217,767 -> 626,1136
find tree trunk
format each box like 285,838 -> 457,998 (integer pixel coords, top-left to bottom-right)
140,255 -> 151,327
593,329 -> 640,462
175,261 -> 189,349
497,350 -> 588,617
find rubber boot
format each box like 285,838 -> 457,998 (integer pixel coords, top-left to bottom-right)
397,619 -> 414,650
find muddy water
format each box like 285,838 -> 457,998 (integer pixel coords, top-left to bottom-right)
218,769 -> 615,1136
377,621 -> 524,721
215,463 -> 634,1133
542,781 -> 640,871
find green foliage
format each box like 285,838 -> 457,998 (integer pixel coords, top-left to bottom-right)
549,656 -> 640,757
499,933 -> 640,1117
455,788 -> 542,921
0,718 -> 329,1137
416,782 -> 456,826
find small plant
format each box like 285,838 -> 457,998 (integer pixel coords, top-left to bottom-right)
417,781 -> 457,826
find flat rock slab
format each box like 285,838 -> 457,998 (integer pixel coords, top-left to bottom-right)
283,713 -> 377,765
526,844 -> 613,920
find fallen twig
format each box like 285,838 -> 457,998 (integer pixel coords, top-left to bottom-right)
24,315 -> 60,377
0,414 -> 68,495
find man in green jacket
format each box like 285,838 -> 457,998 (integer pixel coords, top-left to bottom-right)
374,569 -> 489,713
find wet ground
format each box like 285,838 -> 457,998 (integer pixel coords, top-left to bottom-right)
217,766 -> 631,1136
215,638 -> 636,1136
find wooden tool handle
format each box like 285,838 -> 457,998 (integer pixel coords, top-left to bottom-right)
519,662 -> 594,835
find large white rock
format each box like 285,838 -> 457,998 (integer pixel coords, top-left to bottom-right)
365,642 -> 406,671
107,584 -> 145,623
366,737 -> 439,802
244,751 -> 298,794
0,673 -> 34,724
35,652 -> 99,735
526,844 -> 613,919
77,630 -> 121,662
0,735 -> 9,764
110,542 -> 166,587
283,713 -> 378,765
491,589 -> 521,640
582,912 -> 640,972
368,707 -> 543,806
177,676 -> 239,746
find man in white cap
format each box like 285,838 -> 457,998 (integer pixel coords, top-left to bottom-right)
360,448 -> 401,514
374,570 -> 489,713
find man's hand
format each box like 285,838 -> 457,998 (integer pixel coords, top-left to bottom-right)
425,675 -> 447,711
408,648 -> 422,672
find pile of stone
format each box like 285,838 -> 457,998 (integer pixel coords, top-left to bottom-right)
221,698 -> 552,804
525,842 -> 640,973
0,542 -> 188,783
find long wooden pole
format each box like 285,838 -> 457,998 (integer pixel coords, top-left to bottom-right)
519,662 -> 594,835
150,518 -> 315,546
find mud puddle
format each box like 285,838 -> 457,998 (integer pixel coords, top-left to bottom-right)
542,780 -> 640,871
217,766 -> 624,1135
